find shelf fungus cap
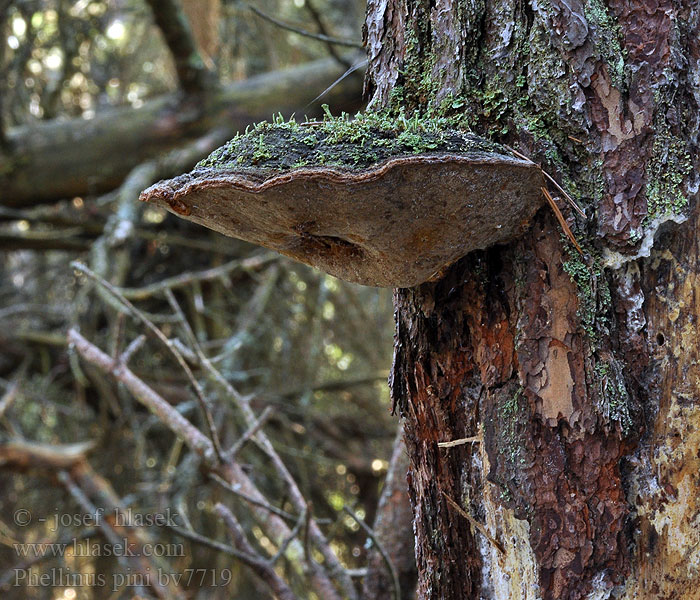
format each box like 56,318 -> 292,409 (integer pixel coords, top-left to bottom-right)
141,152 -> 543,287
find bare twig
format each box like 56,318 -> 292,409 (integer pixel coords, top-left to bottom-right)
68,312 -> 352,599
118,253 -> 277,301
0,439 -> 95,470
68,328 -> 215,462
215,503 -> 300,600
504,145 -> 586,218
57,471 -> 156,598
0,378 -> 21,419
304,0 -> 351,67
541,187 -> 584,256
209,473 -> 298,522
67,330 -> 316,566
226,405 -> 274,461
306,59 -> 367,108
248,5 -> 362,48
70,263 -> 226,464
120,335 -> 147,365
437,436 -> 481,448
165,522 -> 256,562
270,504 -> 308,566
343,505 -> 401,600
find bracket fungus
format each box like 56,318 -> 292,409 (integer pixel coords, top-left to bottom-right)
141,121 -> 544,287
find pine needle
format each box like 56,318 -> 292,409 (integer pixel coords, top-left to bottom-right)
541,187 -> 584,256
441,491 -> 505,555
504,145 -> 586,219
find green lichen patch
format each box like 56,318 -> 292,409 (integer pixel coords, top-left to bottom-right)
644,119 -> 693,224
594,358 -> 632,435
563,250 -> 611,342
584,0 -> 626,89
195,109 -> 504,174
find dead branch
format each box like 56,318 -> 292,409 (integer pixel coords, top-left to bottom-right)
67,328 -> 348,600
343,505 -> 401,600
118,253 -> 277,300
71,263 -> 226,463
0,439 -> 95,471
144,0 -> 212,94
1,58 -> 363,207
248,4 -> 362,48
215,503 -> 300,600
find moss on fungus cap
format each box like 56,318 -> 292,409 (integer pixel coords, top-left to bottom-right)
141,142 -> 543,288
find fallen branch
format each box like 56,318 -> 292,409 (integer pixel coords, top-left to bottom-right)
2,58 -> 363,207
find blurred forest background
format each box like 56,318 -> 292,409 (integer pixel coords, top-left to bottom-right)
0,1 -> 410,598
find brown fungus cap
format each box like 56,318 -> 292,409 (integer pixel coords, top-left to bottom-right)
140,152 -> 543,287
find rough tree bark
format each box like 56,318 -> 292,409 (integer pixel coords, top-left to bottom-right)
363,0 -> 699,598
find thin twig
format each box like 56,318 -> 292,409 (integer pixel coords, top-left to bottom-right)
248,5 -> 362,48
118,253 -> 276,301
343,505 -> 401,600
437,436 -> 481,448
68,328 -> 215,462
156,274 -> 356,600
226,406 -> 274,461
306,59 -> 367,108
57,472 -> 155,600
120,335 -> 146,365
304,0 -> 351,67
0,379 -> 21,419
70,262 -> 226,464
269,504 -> 307,566
209,473 -> 298,522
165,522 -> 255,561
67,331 -> 341,600
441,491 -> 505,556
215,503 -> 300,600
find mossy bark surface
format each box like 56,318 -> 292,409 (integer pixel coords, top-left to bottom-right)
365,0 -> 700,598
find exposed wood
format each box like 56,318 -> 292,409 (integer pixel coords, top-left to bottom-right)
0,439 -> 95,470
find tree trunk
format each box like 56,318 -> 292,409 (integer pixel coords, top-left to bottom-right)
363,0 -> 699,598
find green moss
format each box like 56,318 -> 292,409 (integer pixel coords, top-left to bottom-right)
195,109 -> 504,173
251,133 -> 272,163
